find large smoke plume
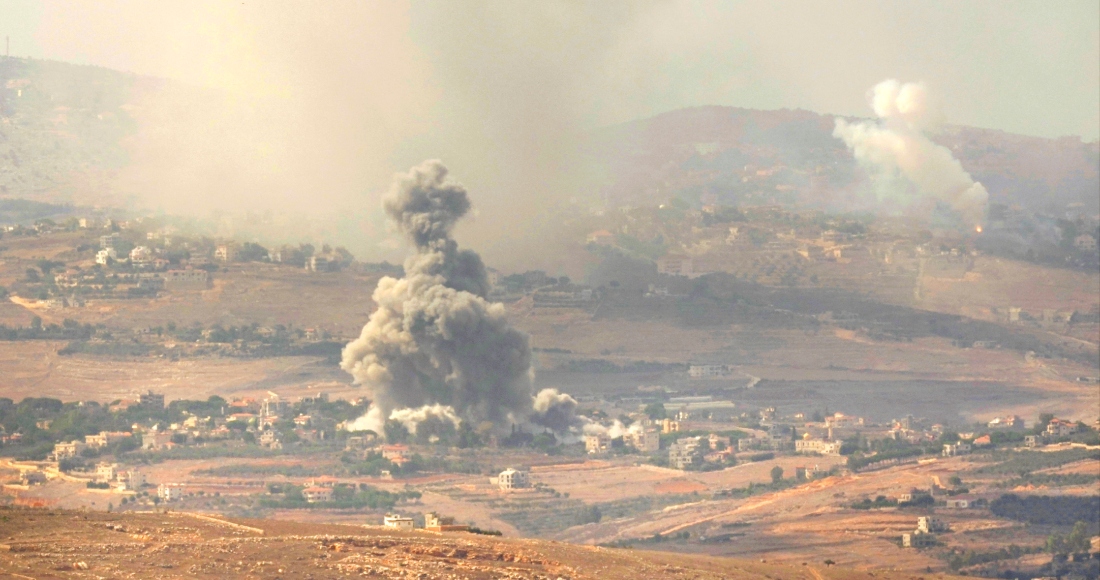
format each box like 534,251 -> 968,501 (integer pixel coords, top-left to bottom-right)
342,160 -> 583,438
833,79 -> 989,226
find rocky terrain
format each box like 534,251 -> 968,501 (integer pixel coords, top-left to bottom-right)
0,507 -> 964,579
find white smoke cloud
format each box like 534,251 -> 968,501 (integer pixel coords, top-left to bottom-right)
388,404 -> 462,434
346,405 -> 386,434
834,79 -> 989,226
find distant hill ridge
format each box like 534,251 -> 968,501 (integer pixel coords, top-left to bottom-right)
2,57 -> 1097,217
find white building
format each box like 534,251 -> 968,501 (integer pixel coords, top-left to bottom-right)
95,248 -> 117,265
129,246 -> 153,264
1045,419 -> 1079,438
383,514 -> 415,530
95,462 -> 118,482
795,437 -> 842,455
158,484 -> 184,502
497,468 -> 529,490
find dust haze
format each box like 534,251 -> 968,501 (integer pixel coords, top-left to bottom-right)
16,0 -> 1098,269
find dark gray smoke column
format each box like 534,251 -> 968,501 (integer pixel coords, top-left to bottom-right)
343,160 -> 575,435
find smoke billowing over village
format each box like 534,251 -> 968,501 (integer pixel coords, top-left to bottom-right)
0,3 -> 1096,579
341,160 -> 584,438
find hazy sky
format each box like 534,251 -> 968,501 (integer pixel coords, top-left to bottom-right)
6,0 -> 1096,139
1,1 -> 1097,264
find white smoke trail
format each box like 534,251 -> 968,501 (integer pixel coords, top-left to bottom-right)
833,79 -> 989,226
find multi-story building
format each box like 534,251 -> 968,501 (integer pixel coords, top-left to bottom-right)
158,484 -> 184,502
669,437 -> 702,469
585,433 -> 610,454
795,437 -> 842,455
497,468 -> 529,490
52,440 -> 87,460
302,486 -> 332,503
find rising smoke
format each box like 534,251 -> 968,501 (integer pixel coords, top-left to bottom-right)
342,161 -> 584,438
833,79 -> 989,226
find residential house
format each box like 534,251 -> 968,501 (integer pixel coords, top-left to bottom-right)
942,442 -> 971,456
669,437 -> 703,469
95,462 -> 118,482
424,512 -> 468,533
987,416 -> 1024,430
302,486 -> 333,503
383,514 -> 415,530
116,470 -> 146,491
630,427 -> 661,453
585,433 -> 610,454
1045,419 -> 1079,438
945,497 -> 972,509
497,468 -> 529,490
52,440 -> 86,460
158,484 -> 184,502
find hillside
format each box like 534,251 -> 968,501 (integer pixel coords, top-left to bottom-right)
587,105 -> 1100,217
2,57 -> 1097,222
0,507 -> 961,579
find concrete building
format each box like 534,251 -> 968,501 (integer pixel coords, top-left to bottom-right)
140,390 -> 165,410
987,415 -> 1024,430
215,244 -> 237,262
795,437 -> 842,456
1024,434 -> 1045,448
631,427 -> 661,453
497,468 -> 529,490
163,269 -> 210,290
824,412 -> 864,429
669,437 -> 702,470
129,246 -> 153,264
84,431 -> 130,449
1045,419 -> 1079,438
302,486 -> 333,503
944,498 -> 971,509
657,255 -> 707,277
942,442 -> 971,457
117,470 -> 146,491
158,484 -> 184,502
95,248 -> 117,265
424,512 -> 468,532
902,532 -> 936,548
585,433 -> 610,454
688,364 -> 728,379
52,440 -> 87,460
917,516 -> 948,533
95,462 -> 118,482
383,514 -> 415,530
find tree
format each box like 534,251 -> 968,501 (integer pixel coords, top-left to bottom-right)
384,420 -> 409,444
770,465 -> 784,483
644,403 -> 667,420
1066,521 -> 1091,554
